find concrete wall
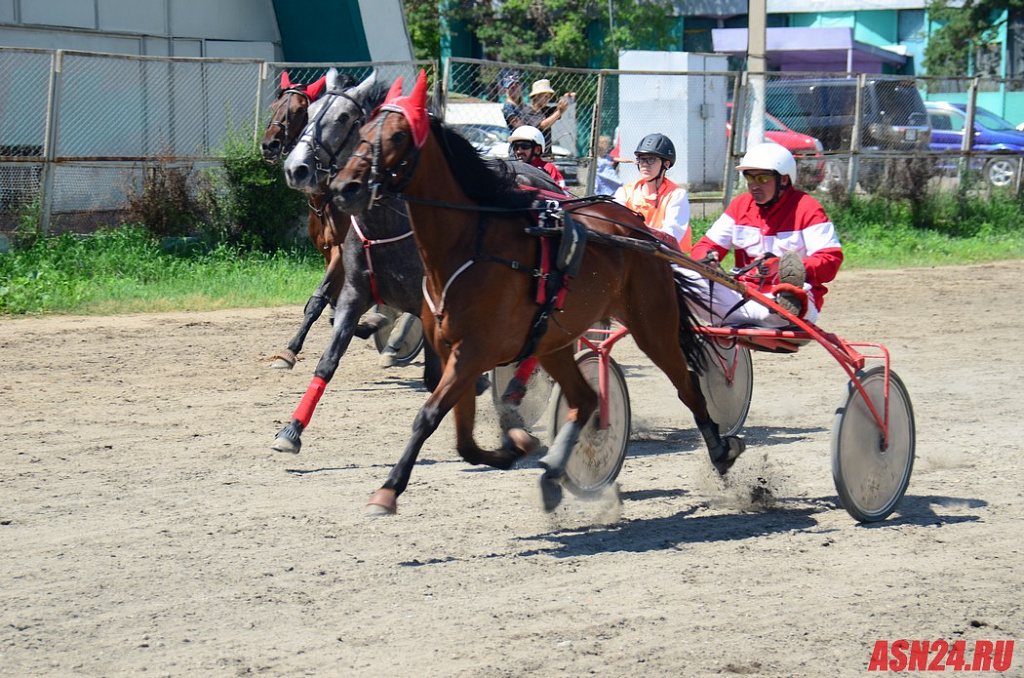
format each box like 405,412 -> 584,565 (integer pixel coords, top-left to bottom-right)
0,0 -> 281,59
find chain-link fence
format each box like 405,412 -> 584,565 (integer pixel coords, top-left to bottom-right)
3,45 -> 1024,240
448,57 -> 1024,207
0,47 -> 436,236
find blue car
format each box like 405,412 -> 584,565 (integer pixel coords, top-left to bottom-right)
925,101 -> 1024,187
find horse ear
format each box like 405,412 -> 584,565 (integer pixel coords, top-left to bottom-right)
280,70 -> 292,90
347,69 -> 378,101
325,67 -> 341,92
305,75 -> 327,100
384,77 -> 404,105
410,69 -> 428,114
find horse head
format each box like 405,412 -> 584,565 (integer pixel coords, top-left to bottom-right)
260,70 -> 327,163
330,69 -> 430,215
283,68 -> 381,194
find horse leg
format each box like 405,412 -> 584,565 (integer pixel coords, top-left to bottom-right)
533,345 -> 600,512
368,342 -> 536,516
271,263 -> 340,370
629,318 -> 746,475
271,287 -> 370,454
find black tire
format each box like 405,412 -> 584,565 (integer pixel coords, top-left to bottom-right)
548,351 -> 631,497
696,338 -> 753,437
831,366 -> 915,523
371,304 -> 425,366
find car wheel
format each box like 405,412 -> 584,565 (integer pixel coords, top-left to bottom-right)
984,157 -> 1019,188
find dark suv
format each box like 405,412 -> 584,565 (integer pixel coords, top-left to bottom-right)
764,76 -> 931,189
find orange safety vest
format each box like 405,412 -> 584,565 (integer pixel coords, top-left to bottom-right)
621,178 -> 691,252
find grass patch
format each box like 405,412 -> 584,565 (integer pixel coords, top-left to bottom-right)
4,190 -> 1024,316
1,226 -> 322,315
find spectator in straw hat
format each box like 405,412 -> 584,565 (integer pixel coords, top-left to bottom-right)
521,78 -> 575,152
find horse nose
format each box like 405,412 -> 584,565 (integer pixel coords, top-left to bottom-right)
337,180 -> 364,204
285,162 -> 312,189
261,139 -> 281,160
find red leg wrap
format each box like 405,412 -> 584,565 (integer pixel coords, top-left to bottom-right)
292,377 -> 328,428
514,356 -> 539,382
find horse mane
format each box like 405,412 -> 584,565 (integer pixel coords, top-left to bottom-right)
361,80 -> 389,115
430,117 -> 535,211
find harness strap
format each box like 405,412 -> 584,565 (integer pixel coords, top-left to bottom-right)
349,216 -> 415,307
423,259 -> 476,319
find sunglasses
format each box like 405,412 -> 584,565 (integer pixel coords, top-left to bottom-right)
636,156 -> 660,167
743,172 -> 776,185
511,141 -> 535,151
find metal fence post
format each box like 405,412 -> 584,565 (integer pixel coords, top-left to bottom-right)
585,71 -> 606,196
39,50 -> 62,235
723,71 -> 747,208
847,73 -> 866,199
439,57 -> 450,114
254,61 -> 268,143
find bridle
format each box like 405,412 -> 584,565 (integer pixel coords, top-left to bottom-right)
348,109 -> 421,206
266,88 -> 312,160
298,88 -> 371,183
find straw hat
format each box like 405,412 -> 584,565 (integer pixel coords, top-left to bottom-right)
529,79 -> 555,97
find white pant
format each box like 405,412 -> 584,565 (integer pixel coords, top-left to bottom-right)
675,265 -> 818,328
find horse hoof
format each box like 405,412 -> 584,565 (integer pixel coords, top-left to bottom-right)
711,436 -> 746,475
271,422 -> 303,454
539,474 -> 564,512
270,349 -> 297,370
366,489 -> 397,516
506,428 -> 541,457
379,349 -> 399,368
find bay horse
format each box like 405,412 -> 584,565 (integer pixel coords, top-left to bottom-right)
273,71 -> 569,457
327,71 -> 745,515
259,69 -> 385,370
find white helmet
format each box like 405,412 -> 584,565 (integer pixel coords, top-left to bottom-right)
736,141 -> 797,186
509,125 -> 545,151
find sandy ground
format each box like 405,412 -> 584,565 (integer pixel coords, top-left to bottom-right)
1,261 -> 1022,677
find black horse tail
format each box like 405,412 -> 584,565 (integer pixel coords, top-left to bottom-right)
674,270 -> 708,375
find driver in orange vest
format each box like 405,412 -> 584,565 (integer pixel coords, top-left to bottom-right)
613,133 -> 692,252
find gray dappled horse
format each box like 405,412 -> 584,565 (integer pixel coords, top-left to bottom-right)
271,70 -> 562,454
258,69 -> 384,370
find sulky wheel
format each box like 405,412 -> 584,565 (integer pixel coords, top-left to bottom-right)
549,351 -> 631,497
831,366 -> 915,523
696,338 -> 753,437
490,361 -> 557,434
370,304 -> 425,366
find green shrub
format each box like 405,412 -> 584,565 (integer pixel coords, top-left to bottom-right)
123,156 -> 210,238
203,130 -> 307,251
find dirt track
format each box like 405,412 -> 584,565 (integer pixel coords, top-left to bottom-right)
1,261 -> 1022,677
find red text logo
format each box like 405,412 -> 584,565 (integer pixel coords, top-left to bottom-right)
868,639 -> 1014,672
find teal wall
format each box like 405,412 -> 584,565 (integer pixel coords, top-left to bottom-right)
271,0 -> 370,62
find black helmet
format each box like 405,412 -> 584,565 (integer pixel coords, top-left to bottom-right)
634,133 -> 675,164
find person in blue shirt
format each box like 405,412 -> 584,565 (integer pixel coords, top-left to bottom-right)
594,134 -> 622,195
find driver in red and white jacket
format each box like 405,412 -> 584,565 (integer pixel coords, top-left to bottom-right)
685,142 -> 843,327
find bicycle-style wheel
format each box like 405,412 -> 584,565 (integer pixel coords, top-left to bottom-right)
697,338 -> 753,437
831,366 -> 915,523
549,351 -> 631,497
490,362 -> 557,434
370,305 -> 425,366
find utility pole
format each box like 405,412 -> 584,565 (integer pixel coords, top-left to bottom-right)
747,0 -> 767,147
